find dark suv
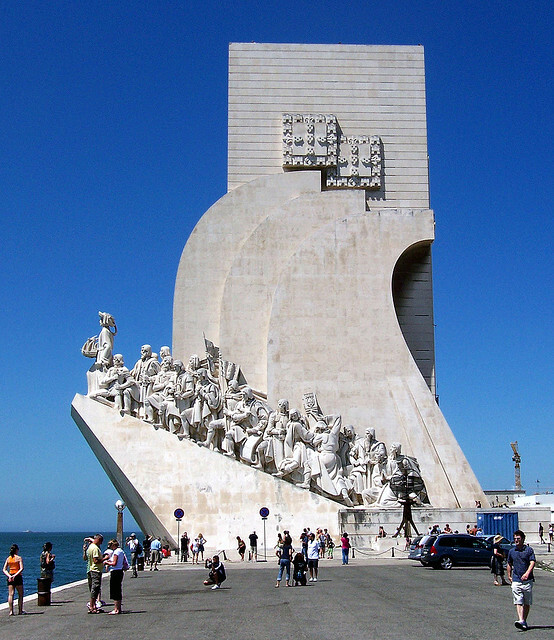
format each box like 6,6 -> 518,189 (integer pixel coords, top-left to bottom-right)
419,534 -> 493,569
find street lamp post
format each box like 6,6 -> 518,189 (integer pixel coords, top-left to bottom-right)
115,499 -> 126,547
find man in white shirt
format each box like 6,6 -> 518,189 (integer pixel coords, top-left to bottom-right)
126,533 -> 140,578
307,532 -> 321,582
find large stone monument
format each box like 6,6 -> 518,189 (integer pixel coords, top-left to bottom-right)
72,43 -> 488,549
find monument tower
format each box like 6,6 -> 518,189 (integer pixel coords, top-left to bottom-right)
73,44 -> 488,548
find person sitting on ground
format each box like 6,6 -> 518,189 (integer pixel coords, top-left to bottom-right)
203,555 -> 226,590
443,523 -> 453,533
378,526 -> 387,538
292,552 -> 308,586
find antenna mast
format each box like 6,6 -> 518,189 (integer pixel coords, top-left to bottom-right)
511,441 -> 521,490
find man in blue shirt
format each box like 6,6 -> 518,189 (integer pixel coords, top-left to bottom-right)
149,537 -> 162,571
507,529 -> 536,631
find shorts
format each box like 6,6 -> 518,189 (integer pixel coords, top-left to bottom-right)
7,575 -> 23,588
151,550 -> 161,562
250,546 -> 257,555
110,569 -> 124,601
512,580 -> 533,606
88,570 -> 102,599
307,559 -> 319,569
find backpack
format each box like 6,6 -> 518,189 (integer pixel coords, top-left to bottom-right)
135,542 -> 143,555
122,553 -> 130,571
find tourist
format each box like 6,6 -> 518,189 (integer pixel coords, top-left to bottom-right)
143,535 -> 151,564
84,534 -> 104,613
300,529 -> 309,559
237,536 -> 246,561
104,539 -> 126,614
248,531 -> 258,561
275,535 -> 293,587
491,534 -> 509,586
181,532 -> 190,562
203,555 -> 226,590
3,544 -> 25,616
326,534 -> 335,559
293,552 -> 308,586
150,537 -> 162,570
318,529 -> 327,558
126,533 -> 141,577
378,526 -> 387,538
443,523 -> 453,533
197,533 -> 207,562
192,537 -> 200,564
274,532 -> 284,558
549,523 -> 553,544
538,523 -> 545,544
507,529 -> 536,631
40,541 -> 56,586
341,532 -> 350,565
307,532 -> 320,581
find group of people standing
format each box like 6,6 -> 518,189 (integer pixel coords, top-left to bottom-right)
179,532 -> 207,564
83,534 -> 126,614
2,542 -> 55,616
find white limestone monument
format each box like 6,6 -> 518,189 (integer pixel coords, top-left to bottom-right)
72,43 -> 488,549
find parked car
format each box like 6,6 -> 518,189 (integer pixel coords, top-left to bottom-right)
419,534 -> 493,569
483,535 -> 516,555
408,535 -> 426,561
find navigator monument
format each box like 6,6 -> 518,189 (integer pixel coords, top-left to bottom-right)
72,43 -> 488,548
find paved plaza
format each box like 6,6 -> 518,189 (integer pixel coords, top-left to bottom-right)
2,557 -> 553,640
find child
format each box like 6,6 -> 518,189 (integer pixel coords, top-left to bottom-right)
292,552 -> 307,586
326,536 -> 335,559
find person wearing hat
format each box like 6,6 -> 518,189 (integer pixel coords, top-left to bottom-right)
126,533 -> 141,578
491,534 -> 509,586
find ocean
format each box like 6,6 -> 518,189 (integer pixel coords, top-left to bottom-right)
0,531 -> 137,604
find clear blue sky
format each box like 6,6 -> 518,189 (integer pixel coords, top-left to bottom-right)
1,1 -> 552,531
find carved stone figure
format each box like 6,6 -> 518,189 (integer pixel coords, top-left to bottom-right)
370,442 -> 427,507
131,345 -> 161,418
91,354 -> 139,414
201,380 -> 242,450
144,356 -> 177,424
223,387 -> 267,462
348,434 -> 368,496
159,360 -> 185,432
254,398 -> 289,472
311,414 -> 354,506
181,361 -> 221,441
159,346 -> 172,361
276,409 -> 315,487
338,423 -> 356,468
96,312 -> 117,370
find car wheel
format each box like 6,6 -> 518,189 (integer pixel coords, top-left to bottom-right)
440,555 -> 453,570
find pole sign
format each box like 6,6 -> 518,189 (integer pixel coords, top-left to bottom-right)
174,508 -> 184,520
259,507 -> 269,519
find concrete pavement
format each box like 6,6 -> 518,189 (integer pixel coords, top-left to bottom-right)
2,556 -> 553,640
